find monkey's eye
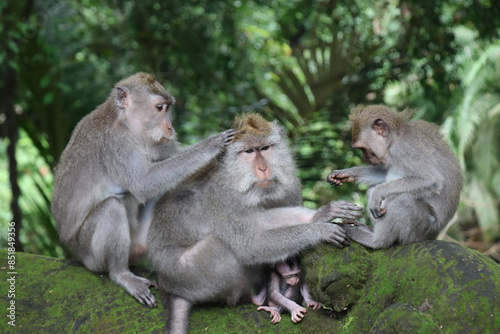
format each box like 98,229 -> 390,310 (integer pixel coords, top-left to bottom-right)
156,104 -> 166,112
261,145 -> 271,151
244,148 -> 255,154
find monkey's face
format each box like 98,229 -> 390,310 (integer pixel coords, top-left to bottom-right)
141,94 -> 176,144
223,127 -> 297,206
116,79 -> 176,145
229,140 -> 280,197
352,119 -> 390,166
240,144 -> 274,189
284,274 -> 300,286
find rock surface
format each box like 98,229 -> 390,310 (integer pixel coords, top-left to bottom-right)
1,240 -> 499,333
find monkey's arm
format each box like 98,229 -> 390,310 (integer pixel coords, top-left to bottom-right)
261,202 -> 363,228
327,166 -> 387,187
112,129 -> 234,202
300,283 -> 321,310
369,176 -> 440,219
232,203 -> 362,264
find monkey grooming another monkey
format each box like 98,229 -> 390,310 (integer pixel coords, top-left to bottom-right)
327,105 -> 462,249
148,113 -> 363,334
256,257 -> 321,324
51,72 -> 234,308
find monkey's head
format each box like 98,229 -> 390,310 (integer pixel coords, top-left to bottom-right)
349,105 -> 413,166
222,113 -> 299,206
113,72 -> 176,145
276,260 -> 301,286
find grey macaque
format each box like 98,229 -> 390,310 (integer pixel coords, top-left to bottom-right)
327,105 -> 462,249
51,72 -> 234,308
255,257 -> 321,324
148,113 -> 363,334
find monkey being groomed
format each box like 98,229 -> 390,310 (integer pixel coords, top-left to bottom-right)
51,72 -> 234,308
148,113 -> 363,334
327,105 -> 462,249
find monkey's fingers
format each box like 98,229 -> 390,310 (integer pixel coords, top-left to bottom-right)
326,174 -> 343,187
309,302 -> 322,310
327,173 -> 355,185
271,314 -> 282,324
130,285 -> 157,308
336,201 -> 364,212
221,129 -> 236,146
329,234 -> 350,248
291,308 -> 306,323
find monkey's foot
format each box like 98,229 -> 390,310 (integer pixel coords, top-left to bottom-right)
257,306 -> 282,324
251,292 -> 266,306
110,271 -> 158,308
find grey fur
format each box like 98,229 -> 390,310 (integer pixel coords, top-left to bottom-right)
328,105 -> 462,249
51,72 -> 234,308
148,117 -> 362,333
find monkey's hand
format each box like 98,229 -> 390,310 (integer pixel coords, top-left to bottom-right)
313,201 -> 364,224
327,170 -> 356,187
257,306 -> 282,324
218,129 -> 236,147
322,224 -> 350,248
368,192 -> 387,219
203,129 -> 236,152
306,300 -> 322,310
290,305 -> 307,323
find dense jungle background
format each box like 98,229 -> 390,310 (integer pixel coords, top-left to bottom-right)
1,0 -> 500,260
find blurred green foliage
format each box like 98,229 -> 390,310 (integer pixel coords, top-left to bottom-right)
0,0 -> 499,257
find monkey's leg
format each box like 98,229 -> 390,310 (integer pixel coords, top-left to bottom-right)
80,197 -> 158,308
164,293 -> 192,334
382,195 -> 438,245
251,285 -> 267,306
130,197 -> 157,261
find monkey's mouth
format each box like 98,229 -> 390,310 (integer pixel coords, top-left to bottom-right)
255,180 -> 273,189
361,148 -> 384,166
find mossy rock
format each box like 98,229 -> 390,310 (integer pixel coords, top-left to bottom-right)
1,240 -> 499,333
304,240 -> 500,333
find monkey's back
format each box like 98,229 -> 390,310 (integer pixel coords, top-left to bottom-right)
390,119 -> 462,224
51,100 -> 137,241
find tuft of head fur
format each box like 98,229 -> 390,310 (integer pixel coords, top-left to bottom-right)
350,105 -> 414,139
232,113 -> 272,142
115,72 -> 172,100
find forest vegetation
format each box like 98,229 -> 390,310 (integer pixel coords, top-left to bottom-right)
1,0 -> 499,260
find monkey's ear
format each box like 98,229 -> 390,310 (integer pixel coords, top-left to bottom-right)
115,86 -> 131,109
372,119 -> 390,137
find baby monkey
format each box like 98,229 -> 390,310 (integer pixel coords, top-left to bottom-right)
254,257 -> 321,324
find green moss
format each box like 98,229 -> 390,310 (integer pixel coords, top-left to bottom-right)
304,241 -> 500,333
2,240 -> 499,333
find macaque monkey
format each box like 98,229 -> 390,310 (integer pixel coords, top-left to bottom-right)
255,257 -> 321,324
327,105 -> 462,249
148,113 -> 363,334
51,72 -> 234,308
